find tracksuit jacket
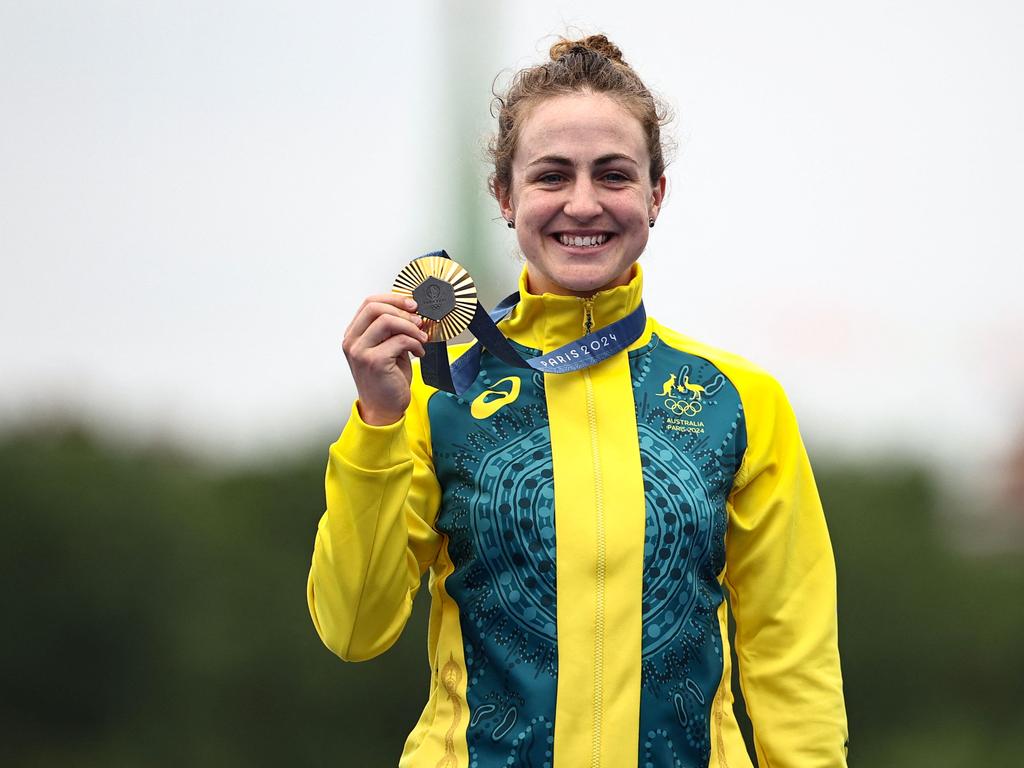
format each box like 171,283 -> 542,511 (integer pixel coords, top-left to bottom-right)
308,265 -> 849,768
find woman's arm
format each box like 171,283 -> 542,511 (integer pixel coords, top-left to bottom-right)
307,292 -> 441,661
725,373 -> 849,766
307,386 -> 442,662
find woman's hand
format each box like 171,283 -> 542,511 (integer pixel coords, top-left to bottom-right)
342,294 -> 429,426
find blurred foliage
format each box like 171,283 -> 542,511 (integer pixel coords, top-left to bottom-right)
1,426 -> 1022,766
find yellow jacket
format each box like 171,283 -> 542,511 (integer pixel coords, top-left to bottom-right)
308,266 -> 848,767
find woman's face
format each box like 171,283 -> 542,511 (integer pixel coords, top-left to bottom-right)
498,92 -> 666,297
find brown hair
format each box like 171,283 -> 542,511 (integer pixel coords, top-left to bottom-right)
488,34 -> 671,199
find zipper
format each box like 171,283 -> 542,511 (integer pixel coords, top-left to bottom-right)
582,297 -> 606,768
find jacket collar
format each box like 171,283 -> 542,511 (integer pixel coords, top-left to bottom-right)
499,264 -> 650,353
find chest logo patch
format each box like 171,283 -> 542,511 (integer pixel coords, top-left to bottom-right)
470,376 -> 521,419
658,366 -> 726,430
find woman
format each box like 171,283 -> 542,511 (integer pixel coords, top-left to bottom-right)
308,35 -> 849,768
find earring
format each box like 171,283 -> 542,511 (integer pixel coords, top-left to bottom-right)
649,217 -> 655,228
507,220 -> 515,229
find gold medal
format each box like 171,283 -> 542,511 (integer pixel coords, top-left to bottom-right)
393,255 -> 478,342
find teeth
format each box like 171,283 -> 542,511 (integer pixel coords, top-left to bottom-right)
559,234 -> 608,247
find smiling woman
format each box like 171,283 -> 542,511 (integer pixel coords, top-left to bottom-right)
496,91 -> 665,296
308,34 -> 849,768
491,36 -> 667,297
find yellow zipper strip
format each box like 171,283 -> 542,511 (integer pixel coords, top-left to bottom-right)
581,298 -> 606,768
584,368 -> 606,768
549,294 -> 645,767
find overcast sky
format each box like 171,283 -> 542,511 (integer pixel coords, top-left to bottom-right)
1,1 -> 1022,474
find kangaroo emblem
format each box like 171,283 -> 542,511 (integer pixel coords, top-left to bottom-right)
658,373 -> 678,396
659,365 -> 726,417
678,374 -> 706,401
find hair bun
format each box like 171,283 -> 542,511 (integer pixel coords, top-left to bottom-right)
549,34 -> 626,66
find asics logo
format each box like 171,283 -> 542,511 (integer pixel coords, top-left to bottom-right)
471,376 -> 521,419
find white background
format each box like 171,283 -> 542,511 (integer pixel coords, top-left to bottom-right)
2,1 -> 1022,477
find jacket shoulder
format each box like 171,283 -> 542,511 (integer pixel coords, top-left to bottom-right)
648,319 -> 784,399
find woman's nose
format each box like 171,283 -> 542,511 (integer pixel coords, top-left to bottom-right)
563,179 -> 602,220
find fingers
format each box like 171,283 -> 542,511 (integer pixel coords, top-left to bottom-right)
374,333 -> 426,361
344,295 -> 427,354
343,294 -> 430,368
345,293 -> 421,343
361,312 -> 427,349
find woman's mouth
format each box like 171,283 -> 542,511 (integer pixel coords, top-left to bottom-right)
555,233 -> 612,248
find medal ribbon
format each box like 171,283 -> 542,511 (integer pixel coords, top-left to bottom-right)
419,251 -> 647,396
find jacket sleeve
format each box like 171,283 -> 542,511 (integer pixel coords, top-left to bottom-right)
307,385 -> 443,662
724,373 -> 849,767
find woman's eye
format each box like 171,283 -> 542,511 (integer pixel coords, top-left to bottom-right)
538,173 -> 564,184
603,171 -> 629,183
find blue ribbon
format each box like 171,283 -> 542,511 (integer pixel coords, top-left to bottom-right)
418,251 -> 647,395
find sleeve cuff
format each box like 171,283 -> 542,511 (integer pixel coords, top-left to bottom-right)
333,400 -> 410,470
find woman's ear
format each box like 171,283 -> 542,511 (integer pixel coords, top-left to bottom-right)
650,175 -> 667,219
495,182 -> 515,224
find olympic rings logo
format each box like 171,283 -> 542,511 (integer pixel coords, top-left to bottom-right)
663,397 -> 703,416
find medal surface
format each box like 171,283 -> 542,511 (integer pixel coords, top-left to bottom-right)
393,255 -> 478,341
